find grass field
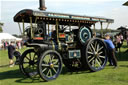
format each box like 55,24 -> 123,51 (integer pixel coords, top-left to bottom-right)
0,42 -> 128,85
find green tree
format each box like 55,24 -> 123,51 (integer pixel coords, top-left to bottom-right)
0,27 -> 3,32
0,22 -> 4,32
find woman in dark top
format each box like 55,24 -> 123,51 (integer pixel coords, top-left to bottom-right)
8,42 -> 15,67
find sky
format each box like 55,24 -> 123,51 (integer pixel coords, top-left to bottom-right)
0,0 -> 128,35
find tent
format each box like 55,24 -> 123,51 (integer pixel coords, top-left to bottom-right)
0,33 -> 22,46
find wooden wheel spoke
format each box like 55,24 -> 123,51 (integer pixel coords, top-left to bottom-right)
88,55 -> 92,58
95,41 -> 97,50
42,68 -> 47,73
49,69 -> 53,77
97,57 -> 102,64
98,46 -> 103,52
96,59 -> 101,67
96,44 -> 99,52
89,46 -> 93,52
89,56 -> 95,63
87,51 -> 94,55
99,51 -> 103,55
51,55 -> 55,61
49,54 -> 54,62
46,69 -> 50,76
53,60 -> 59,65
54,65 -> 59,68
52,67 -> 57,73
42,64 -> 49,67
91,44 -> 95,52
99,55 -> 105,59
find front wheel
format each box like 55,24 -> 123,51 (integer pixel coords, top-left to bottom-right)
38,50 -> 62,81
84,38 -> 108,72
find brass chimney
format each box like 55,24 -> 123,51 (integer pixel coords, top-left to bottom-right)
39,0 -> 47,11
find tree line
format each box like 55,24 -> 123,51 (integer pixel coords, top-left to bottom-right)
0,22 -> 4,32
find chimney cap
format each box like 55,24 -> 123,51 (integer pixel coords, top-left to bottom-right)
39,0 -> 47,11
39,7 -> 47,11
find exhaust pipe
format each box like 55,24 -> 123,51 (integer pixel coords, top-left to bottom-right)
39,0 -> 47,11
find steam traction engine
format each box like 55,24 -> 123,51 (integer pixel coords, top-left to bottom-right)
13,0 -> 114,81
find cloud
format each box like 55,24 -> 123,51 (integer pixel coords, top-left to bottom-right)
104,6 -> 128,29
3,22 -> 20,34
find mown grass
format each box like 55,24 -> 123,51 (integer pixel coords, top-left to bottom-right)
0,42 -> 128,85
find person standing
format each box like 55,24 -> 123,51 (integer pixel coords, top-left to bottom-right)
17,41 -> 21,49
115,35 -> 121,52
104,34 -> 118,68
8,42 -> 15,67
3,41 -> 6,50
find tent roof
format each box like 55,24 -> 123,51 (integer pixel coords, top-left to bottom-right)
0,33 -> 22,41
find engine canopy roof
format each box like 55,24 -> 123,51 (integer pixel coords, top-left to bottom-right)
14,9 -> 114,25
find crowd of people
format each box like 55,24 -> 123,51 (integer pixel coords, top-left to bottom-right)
113,33 -> 128,51
113,34 -> 124,52
0,41 -> 23,50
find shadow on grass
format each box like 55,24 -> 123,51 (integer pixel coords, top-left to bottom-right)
0,66 -> 90,83
116,51 -> 128,61
0,68 -> 44,83
15,67 -> 91,83
120,65 -> 128,68
15,77 -> 45,83
61,66 -> 92,75
0,64 -> 9,68
0,69 -> 24,80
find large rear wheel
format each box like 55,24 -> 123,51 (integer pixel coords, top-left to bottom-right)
84,38 -> 107,72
